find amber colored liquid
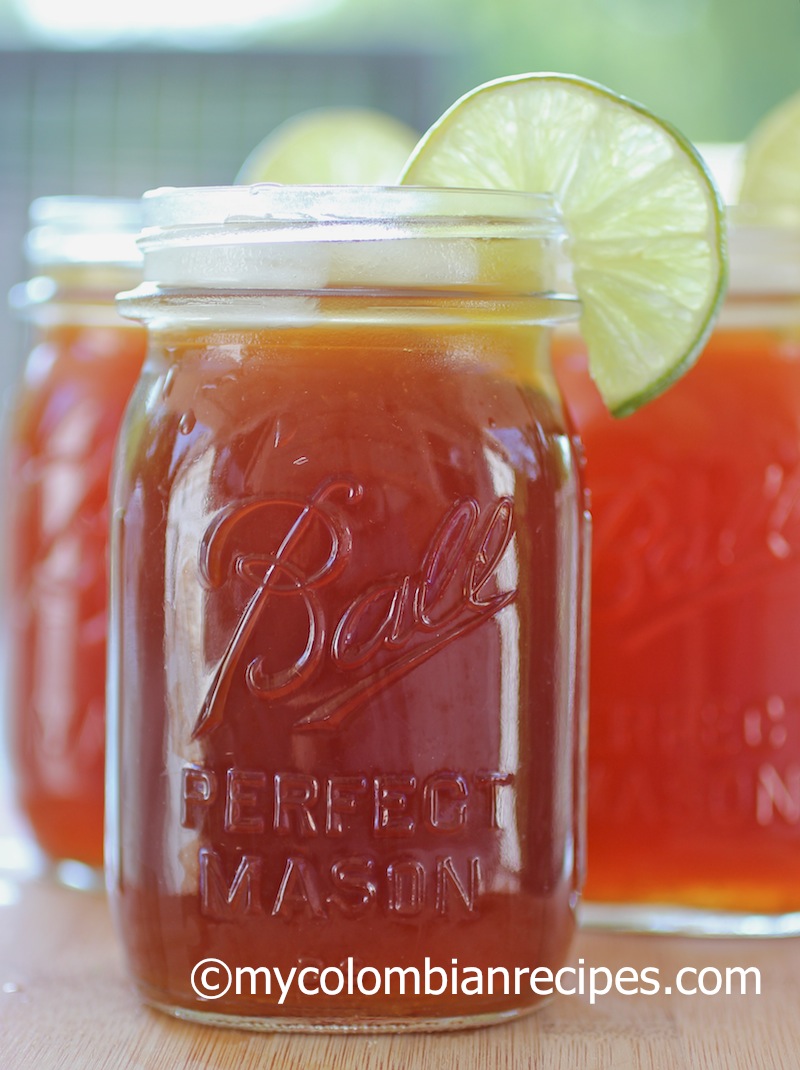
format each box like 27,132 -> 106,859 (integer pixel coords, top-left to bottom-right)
556,325 -> 800,915
7,322 -> 146,869
108,312 -> 584,1025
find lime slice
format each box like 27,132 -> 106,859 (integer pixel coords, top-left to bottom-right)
400,74 -> 727,416
237,107 -> 419,186
740,89 -> 800,213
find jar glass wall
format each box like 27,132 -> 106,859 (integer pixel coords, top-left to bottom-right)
107,184 -> 587,1031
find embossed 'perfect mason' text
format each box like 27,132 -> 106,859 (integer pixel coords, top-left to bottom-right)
181,765 -> 514,921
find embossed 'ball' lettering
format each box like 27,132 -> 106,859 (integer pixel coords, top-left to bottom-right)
193,482 -> 519,737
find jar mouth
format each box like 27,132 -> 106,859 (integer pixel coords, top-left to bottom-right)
132,184 -> 573,299
726,207 -> 800,298
696,145 -> 800,298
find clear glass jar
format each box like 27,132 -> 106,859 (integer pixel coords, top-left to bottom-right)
557,209 -> 800,935
6,197 -> 145,887
108,184 -> 586,1031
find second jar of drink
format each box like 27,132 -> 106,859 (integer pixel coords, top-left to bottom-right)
558,208 -> 800,934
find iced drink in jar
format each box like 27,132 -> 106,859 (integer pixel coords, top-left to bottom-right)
107,184 -> 587,1029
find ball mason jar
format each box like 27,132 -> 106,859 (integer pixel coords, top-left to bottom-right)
5,197 -> 145,886
108,184 -> 586,1031
557,208 -> 800,935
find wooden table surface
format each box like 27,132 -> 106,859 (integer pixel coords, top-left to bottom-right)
1,821 -> 798,1070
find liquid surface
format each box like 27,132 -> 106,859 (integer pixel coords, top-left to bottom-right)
7,322 -> 146,868
557,325 -> 800,915
108,313 -> 583,1024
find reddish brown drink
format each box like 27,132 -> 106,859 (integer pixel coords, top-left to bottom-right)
108,186 -> 585,1029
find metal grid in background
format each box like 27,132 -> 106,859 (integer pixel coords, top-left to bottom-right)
0,47 -> 448,389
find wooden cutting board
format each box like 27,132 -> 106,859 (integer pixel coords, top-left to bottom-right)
1,862 -> 798,1070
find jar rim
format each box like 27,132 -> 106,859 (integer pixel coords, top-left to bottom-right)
726,208 -> 800,297
25,195 -> 143,269
139,184 -> 566,235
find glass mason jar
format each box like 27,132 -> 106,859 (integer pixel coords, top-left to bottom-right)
108,184 -> 586,1031
557,209 -> 800,935
5,197 -> 145,887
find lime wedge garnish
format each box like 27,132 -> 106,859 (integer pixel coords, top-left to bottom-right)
237,107 -> 419,186
400,73 -> 727,416
739,89 -> 800,214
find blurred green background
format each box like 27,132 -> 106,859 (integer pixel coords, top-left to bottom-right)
0,0 -> 798,381
1,0 -> 798,138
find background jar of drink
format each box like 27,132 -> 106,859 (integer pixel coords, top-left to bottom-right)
556,204 -> 800,935
5,197 -> 145,888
